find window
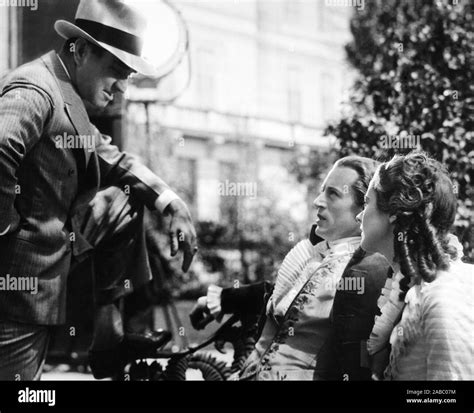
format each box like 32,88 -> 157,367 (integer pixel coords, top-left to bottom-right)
0,6 -> 19,73
287,66 -> 302,123
196,47 -> 216,108
177,157 -> 197,217
0,8 -> 9,74
321,72 -> 336,121
317,0 -> 326,31
286,0 -> 301,24
219,161 -> 239,228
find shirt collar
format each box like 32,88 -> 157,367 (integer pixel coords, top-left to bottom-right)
56,53 -> 71,80
313,236 -> 361,258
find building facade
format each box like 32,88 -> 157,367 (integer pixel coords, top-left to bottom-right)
125,0 -> 354,226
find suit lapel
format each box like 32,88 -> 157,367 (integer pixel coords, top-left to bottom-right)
41,52 -> 100,213
41,51 -> 92,167
65,105 -> 92,166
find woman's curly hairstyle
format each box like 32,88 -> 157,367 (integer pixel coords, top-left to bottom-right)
374,151 -> 458,300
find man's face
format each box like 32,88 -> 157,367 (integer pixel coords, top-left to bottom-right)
75,44 -> 134,108
312,166 -> 361,242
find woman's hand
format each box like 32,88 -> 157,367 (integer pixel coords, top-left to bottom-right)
370,346 -> 390,380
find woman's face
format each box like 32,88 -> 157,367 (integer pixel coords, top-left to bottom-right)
312,165 -> 362,242
356,172 -> 395,260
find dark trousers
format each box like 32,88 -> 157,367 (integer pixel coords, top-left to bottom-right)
75,186 -> 152,305
0,187 -> 153,380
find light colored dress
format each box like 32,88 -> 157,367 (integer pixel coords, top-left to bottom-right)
239,236 -> 361,380
386,259 -> 474,380
368,236 -> 473,380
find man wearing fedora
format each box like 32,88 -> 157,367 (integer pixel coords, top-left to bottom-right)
0,0 -> 197,380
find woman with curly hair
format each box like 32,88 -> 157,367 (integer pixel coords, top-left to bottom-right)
357,151 -> 473,380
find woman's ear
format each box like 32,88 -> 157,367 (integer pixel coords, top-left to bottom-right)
389,214 -> 397,224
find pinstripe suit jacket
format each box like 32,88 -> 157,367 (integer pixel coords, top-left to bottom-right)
0,51 -> 170,325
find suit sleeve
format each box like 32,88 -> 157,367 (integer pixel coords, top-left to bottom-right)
0,86 -> 52,235
93,127 -> 172,211
332,254 -> 389,380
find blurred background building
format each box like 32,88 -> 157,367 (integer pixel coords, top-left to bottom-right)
125,0 -> 353,225
123,1 -> 355,289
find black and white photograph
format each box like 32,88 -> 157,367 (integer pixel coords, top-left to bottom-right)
0,0 -> 472,410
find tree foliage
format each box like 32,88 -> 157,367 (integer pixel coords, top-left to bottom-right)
323,0 -> 473,261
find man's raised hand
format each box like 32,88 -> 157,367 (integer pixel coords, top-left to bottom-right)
165,198 -> 198,272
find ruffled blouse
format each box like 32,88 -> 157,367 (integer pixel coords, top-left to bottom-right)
386,259 -> 474,380
368,235 -> 473,380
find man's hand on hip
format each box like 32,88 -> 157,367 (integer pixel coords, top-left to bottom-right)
163,198 -> 198,272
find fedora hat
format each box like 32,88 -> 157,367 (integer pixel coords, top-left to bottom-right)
55,0 -> 157,76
